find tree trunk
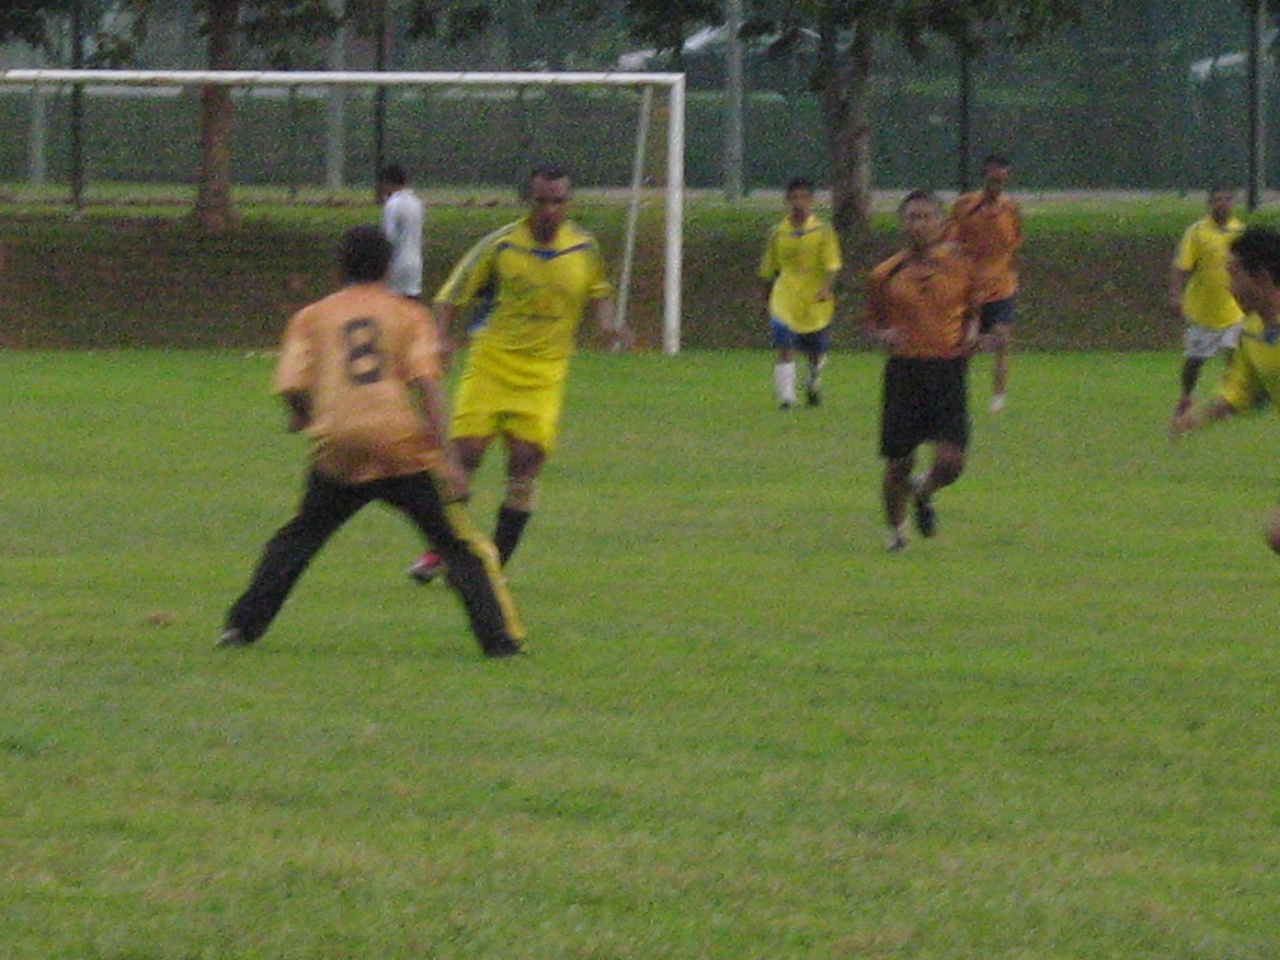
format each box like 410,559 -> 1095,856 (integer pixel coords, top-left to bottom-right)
194,0 -> 239,232
817,13 -> 875,245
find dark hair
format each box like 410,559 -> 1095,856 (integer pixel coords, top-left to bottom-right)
982,153 -> 1011,169
340,225 -> 392,283
521,165 -> 572,200
786,177 -> 815,194
529,165 -> 570,185
1232,226 -> 1280,286
898,189 -> 941,214
378,163 -> 408,187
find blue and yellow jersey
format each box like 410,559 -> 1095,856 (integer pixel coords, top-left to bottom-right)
436,218 -> 613,388
759,214 -> 842,334
1218,312 -> 1280,410
1175,215 -> 1245,330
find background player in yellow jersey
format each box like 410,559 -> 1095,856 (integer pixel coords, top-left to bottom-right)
1171,225 -> 1280,552
758,178 -> 843,409
408,166 -> 627,583
1168,186 -> 1245,421
218,226 -> 524,658
865,190 -> 980,552
945,154 -> 1022,413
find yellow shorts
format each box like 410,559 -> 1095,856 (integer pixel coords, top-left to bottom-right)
451,363 -> 566,453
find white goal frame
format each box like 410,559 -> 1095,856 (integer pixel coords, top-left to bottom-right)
0,68 -> 687,354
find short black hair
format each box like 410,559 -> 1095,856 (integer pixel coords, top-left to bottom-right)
340,225 -> 392,283
529,165 -> 570,185
786,177 -> 815,194
522,165 -> 572,199
982,153 -> 1011,169
379,163 -> 408,187
898,189 -> 941,214
1232,226 -> 1280,286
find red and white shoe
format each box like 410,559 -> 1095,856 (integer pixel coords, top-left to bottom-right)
407,551 -> 445,584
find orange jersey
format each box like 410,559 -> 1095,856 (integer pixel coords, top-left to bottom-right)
864,243 -> 979,359
946,191 -> 1022,303
273,283 -> 444,484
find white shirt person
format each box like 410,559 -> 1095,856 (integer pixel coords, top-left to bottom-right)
378,163 -> 425,299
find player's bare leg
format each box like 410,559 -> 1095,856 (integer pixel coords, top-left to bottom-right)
990,325 -> 1011,413
805,347 -> 827,407
494,438 -> 545,566
911,441 -> 965,538
1176,356 -> 1205,418
883,455 -> 915,551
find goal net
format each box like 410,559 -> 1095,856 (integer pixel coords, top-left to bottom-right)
0,68 -> 687,353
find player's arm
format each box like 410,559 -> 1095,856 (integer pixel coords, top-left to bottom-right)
592,297 -> 632,352
817,228 -> 843,302
758,229 -> 779,310
279,390 -> 311,433
408,375 -> 467,499
430,300 -> 460,368
861,272 -> 897,351
1168,261 -> 1192,316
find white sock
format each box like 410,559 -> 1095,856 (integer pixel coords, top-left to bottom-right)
775,361 -> 796,406
808,355 -> 827,388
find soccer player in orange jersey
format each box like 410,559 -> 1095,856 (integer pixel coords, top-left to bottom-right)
865,190 -> 981,552
946,154 -> 1022,413
218,226 -> 524,658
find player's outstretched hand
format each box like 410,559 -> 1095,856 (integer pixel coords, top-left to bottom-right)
437,447 -> 470,502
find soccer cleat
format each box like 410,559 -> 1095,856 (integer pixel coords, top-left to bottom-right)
483,638 -> 525,659
407,551 -> 445,584
1174,395 -> 1193,418
989,393 -> 1006,414
806,386 -> 821,407
215,628 -> 253,649
886,529 -> 908,553
779,401 -> 793,412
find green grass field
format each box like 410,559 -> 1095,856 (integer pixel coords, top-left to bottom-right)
4,348 -> 1279,959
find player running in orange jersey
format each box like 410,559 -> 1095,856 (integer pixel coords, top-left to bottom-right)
218,226 -> 524,658
865,190 -> 981,552
945,154 -> 1022,413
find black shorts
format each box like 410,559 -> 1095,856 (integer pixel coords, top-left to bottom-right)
879,356 -> 971,459
978,295 -> 1016,334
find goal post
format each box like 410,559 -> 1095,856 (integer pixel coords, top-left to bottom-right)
0,68 -> 687,354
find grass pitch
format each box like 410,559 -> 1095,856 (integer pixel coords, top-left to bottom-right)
3,348 -> 1280,959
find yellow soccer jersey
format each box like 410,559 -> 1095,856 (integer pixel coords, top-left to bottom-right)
1217,312 -> 1280,411
1175,215 -> 1245,330
759,214 -> 843,334
437,218 -> 613,388
273,283 -> 443,484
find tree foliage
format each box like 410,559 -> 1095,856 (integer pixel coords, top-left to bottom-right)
0,0 -> 71,48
